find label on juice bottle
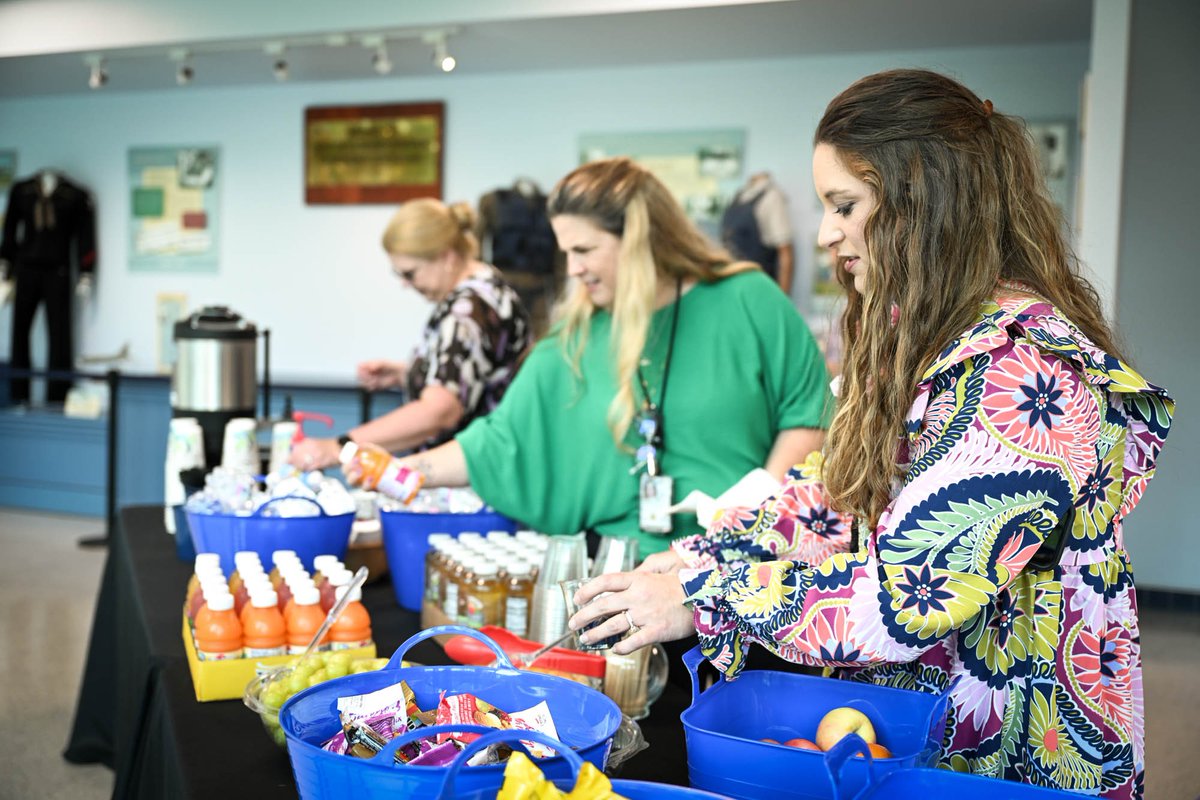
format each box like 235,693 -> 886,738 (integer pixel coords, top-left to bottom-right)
465,595 -> 485,628
442,583 -> 458,618
330,637 -> 372,651
426,570 -> 441,603
505,597 -> 529,638
244,645 -> 286,658
377,462 -> 424,504
196,646 -> 243,661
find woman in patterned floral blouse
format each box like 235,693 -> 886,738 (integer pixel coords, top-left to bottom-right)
570,69 -> 1173,797
291,199 -> 530,468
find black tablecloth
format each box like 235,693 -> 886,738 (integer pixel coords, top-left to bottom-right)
63,505 -> 694,799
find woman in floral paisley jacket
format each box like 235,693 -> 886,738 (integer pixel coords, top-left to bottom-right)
570,70 -> 1173,798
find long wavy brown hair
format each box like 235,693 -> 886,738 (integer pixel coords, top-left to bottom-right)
815,69 -> 1123,531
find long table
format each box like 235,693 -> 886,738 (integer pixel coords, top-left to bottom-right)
64,505 -> 694,798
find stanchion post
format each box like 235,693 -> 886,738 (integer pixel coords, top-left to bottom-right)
78,368 -> 120,548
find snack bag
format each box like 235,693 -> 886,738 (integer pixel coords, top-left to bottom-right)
322,681 -> 408,755
497,752 -> 628,800
436,692 -> 511,745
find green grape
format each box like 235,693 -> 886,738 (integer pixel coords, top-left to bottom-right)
262,686 -> 286,709
307,668 -> 329,687
326,652 -> 352,671
324,662 -> 350,680
287,672 -> 309,694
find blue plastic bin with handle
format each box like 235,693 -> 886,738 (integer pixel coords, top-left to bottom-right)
187,495 -> 354,574
379,508 -> 518,610
420,727 -> 735,799
680,646 -> 955,800
278,626 -> 622,799
824,733 -> 1079,799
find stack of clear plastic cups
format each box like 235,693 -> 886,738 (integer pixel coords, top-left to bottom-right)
528,532 -> 587,645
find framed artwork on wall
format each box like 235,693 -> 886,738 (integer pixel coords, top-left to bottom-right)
577,129 -> 745,240
304,102 -> 444,204
128,146 -> 220,273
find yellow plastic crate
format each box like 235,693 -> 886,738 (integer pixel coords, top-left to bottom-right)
182,615 -> 375,702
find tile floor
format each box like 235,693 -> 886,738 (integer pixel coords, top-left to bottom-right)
0,507 -> 1196,799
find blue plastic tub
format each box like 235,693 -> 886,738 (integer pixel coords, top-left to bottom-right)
824,734 -> 1077,799
407,727 -> 733,799
278,626 -> 622,799
187,496 -> 353,574
379,508 -> 517,610
680,646 -> 954,800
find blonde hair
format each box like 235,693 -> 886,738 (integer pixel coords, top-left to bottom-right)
546,157 -> 758,445
815,69 -> 1124,531
381,198 -> 479,260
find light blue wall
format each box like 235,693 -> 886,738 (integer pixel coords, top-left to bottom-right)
0,43 -> 1089,382
1113,0 -> 1199,593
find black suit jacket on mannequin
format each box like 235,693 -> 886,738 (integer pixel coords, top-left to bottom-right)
1,172 -> 97,403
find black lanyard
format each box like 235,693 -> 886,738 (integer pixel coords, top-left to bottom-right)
635,277 -> 683,452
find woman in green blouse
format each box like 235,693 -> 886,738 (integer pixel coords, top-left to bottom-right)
388,157 -> 831,555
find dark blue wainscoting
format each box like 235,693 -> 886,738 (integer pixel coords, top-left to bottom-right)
0,377 -> 402,518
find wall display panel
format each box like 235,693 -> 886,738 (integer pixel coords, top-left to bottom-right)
578,129 -> 745,240
128,146 -> 220,273
304,102 -> 444,204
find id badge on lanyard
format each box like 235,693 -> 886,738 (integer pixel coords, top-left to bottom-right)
635,407 -> 673,534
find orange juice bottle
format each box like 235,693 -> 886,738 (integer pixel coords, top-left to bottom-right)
329,584 -> 372,650
229,550 -> 262,591
194,591 -> 243,661
322,567 -> 352,612
186,556 -> 225,621
286,585 -> 329,654
270,550 -> 300,588
339,441 -> 424,503
312,555 -> 342,590
242,589 -> 287,658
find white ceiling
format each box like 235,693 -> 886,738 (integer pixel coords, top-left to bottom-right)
0,0 -> 1093,99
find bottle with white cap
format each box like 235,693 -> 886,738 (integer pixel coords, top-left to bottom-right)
242,587 -> 287,657
194,590 -> 242,661
329,583 -> 372,650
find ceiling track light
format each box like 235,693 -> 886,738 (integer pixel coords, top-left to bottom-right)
84,54 -> 108,90
421,30 -> 456,73
264,41 -> 288,81
361,35 -> 392,76
169,48 -> 193,86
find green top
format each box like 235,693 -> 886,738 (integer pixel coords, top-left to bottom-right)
456,270 -> 832,555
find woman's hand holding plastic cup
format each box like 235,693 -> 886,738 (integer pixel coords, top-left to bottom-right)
568,570 -> 695,655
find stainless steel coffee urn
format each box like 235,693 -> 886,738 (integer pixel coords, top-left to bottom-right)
171,305 -> 258,469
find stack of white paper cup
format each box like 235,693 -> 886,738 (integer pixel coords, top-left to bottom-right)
164,417 -> 206,533
268,420 -> 298,475
221,417 -> 259,474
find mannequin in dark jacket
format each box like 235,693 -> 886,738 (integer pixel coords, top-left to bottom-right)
0,169 -> 97,403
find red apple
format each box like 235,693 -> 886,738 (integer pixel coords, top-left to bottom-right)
815,706 -> 877,752
759,737 -> 779,744
784,737 -> 821,751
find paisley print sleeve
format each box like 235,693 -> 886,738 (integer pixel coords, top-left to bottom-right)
684,340 -> 1100,679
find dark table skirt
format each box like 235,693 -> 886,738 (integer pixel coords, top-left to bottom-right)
63,505 -> 695,798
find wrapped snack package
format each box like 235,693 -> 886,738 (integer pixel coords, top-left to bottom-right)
436,693 -> 512,746
497,752 -> 628,800
321,681 -> 410,755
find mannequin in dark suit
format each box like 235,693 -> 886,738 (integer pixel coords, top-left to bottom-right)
476,179 -> 560,336
0,170 -> 97,403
